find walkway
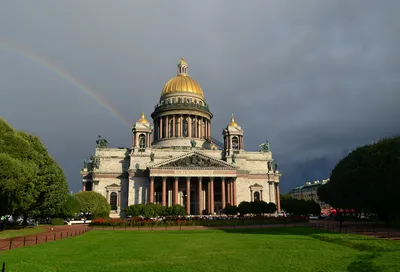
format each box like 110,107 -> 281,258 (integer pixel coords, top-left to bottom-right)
0,224 -> 90,251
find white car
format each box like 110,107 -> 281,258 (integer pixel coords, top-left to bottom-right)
308,214 -> 319,220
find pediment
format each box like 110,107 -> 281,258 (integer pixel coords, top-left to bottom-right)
105,183 -> 120,188
250,183 -> 263,189
150,151 -> 236,169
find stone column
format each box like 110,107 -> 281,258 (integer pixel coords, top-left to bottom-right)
276,183 -> 281,213
207,180 -> 211,214
188,115 -> 192,138
260,190 -> 263,201
208,121 -> 211,138
227,180 -> 231,205
82,182 -> 86,192
198,117 -> 201,138
269,182 -> 273,203
118,190 -> 121,207
173,177 -> 179,205
162,177 -> 167,207
232,178 -> 237,206
198,177 -> 202,215
210,177 -> 214,214
172,115 -> 176,137
221,178 -> 226,209
149,177 -> 155,203
160,117 -> 163,139
250,190 -> 253,202
106,190 -> 109,203
186,177 -> 191,215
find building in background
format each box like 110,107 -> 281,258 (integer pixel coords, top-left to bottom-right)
289,179 -> 331,212
80,58 -> 282,218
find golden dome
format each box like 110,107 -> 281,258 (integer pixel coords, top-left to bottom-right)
228,113 -> 239,127
137,112 -> 149,123
161,58 -> 204,98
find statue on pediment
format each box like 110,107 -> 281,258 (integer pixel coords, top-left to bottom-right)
259,141 -> 270,152
190,139 -> 196,148
96,135 -> 109,148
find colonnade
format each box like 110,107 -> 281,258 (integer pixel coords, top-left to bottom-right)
148,176 -> 236,215
153,114 -> 211,141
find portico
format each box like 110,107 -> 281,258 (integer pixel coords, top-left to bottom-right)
148,152 -> 237,215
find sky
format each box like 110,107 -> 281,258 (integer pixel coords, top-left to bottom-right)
1,1 -> 399,193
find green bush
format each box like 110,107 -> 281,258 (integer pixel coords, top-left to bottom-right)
51,218 -> 65,225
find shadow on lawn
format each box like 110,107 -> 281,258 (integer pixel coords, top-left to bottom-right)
222,227 -> 389,272
347,253 -> 382,272
221,226 -> 328,236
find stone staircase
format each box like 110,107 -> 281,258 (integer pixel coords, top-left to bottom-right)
109,210 -> 120,218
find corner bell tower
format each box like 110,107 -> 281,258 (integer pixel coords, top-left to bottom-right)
132,113 -> 152,150
223,114 -> 244,156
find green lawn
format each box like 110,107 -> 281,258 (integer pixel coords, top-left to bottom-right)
0,227 -> 46,239
1,227 -> 400,272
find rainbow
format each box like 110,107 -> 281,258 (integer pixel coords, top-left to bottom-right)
0,40 -> 131,128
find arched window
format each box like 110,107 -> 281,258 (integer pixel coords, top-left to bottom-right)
232,137 -> 239,150
254,191 -> 260,202
110,192 -> 118,210
182,119 -> 188,137
192,119 -> 196,138
139,134 -> 146,148
169,120 -> 173,137
178,97 -> 182,103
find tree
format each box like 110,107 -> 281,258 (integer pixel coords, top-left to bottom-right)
125,204 -> 144,217
60,195 -> 81,218
0,118 -> 69,219
318,136 -> 400,224
75,191 -> 110,218
223,204 -> 238,216
167,204 -> 186,216
238,201 -> 252,215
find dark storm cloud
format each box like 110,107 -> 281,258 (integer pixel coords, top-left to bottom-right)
1,1 -> 399,193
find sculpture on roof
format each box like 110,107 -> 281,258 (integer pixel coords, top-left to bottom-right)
150,152 -> 155,162
259,141 -> 270,152
232,153 -> 237,164
96,135 -> 109,148
190,139 -> 197,148
83,160 -> 88,169
267,161 -> 272,171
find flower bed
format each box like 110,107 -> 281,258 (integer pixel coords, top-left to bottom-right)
90,216 -> 306,228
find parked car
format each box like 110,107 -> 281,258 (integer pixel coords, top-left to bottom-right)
308,214 -> 319,220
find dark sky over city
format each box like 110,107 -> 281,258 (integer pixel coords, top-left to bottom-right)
1,1 -> 399,193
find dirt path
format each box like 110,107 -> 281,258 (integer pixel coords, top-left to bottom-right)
0,225 -> 90,251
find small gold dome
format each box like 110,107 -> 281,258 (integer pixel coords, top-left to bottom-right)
178,57 -> 187,66
228,113 -> 239,127
161,58 -> 204,98
137,112 -> 149,123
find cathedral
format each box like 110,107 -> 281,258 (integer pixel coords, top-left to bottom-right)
80,58 -> 281,217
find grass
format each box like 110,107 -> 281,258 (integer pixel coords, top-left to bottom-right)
1,227 -> 400,272
0,227 -> 46,239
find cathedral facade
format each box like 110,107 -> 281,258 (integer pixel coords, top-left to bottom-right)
80,58 -> 281,217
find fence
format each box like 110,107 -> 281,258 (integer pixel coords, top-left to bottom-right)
0,227 -> 91,252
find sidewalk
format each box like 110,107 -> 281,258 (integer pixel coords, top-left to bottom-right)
0,224 -> 90,251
